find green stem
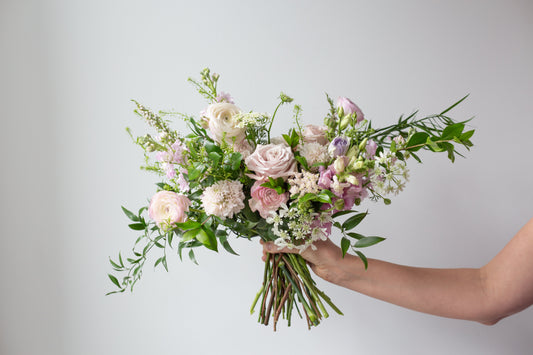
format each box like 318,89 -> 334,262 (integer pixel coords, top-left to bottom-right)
267,101 -> 284,144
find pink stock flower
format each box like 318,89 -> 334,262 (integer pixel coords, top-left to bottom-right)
366,139 -> 378,159
336,97 -> 365,123
249,180 -> 289,219
148,191 -> 191,230
215,91 -> 235,104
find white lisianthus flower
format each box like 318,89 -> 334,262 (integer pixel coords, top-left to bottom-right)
201,180 -> 245,219
204,102 -> 245,145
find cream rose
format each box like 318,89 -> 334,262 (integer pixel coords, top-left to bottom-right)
302,124 -> 328,146
245,144 -> 297,180
148,191 -> 191,230
204,102 -> 245,145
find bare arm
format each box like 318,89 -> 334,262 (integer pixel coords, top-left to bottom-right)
262,218 -> 533,325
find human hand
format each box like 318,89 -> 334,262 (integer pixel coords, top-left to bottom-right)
260,239 -> 356,285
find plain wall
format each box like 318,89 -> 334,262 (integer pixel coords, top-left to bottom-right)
1,1 -> 532,354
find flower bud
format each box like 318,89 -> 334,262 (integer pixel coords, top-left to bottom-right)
333,157 -> 345,173
334,199 -> 345,210
346,174 -> 359,185
346,146 -> 359,159
339,116 -> 351,130
358,138 -> 368,151
337,106 -> 345,118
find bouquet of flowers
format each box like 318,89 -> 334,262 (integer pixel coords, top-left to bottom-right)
108,68 -> 474,330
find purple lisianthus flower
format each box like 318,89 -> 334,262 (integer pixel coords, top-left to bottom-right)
328,136 -> 350,157
336,97 -> 364,123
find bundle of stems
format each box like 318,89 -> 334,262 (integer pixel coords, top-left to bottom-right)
250,253 -> 343,330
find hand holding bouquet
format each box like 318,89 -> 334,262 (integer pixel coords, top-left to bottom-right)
108,68 -> 474,330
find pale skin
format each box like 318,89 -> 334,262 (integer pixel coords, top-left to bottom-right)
261,217 -> 533,325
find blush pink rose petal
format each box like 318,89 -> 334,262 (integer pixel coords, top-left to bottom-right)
148,191 -> 191,230
249,180 -> 289,218
302,124 -> 329,146
245,144 -> 298,181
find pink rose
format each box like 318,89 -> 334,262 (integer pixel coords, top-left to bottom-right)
336,97 -> 364,123
148,191 -> 190,230
245,144 -> 297,180
302,124 -> 328,146
249,180 -> 289,218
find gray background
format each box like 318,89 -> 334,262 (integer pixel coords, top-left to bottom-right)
1,0 -> 532,354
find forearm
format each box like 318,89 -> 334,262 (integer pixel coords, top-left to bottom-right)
331,255 -> 497,324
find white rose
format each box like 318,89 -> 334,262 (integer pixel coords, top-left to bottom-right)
204,102 -> 245,144
245,144 -> 298,180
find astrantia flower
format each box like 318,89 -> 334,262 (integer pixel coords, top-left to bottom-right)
201,180 -> 245,219
149,191 -> 190,230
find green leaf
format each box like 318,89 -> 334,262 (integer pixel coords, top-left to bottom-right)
332,210 -> 358,219
128,223 -> 146,231
175,220 -> 202,231
208,152 -> 221,165
342,212 -> 367,230
161,256 -> 168,271
197,228 -> 218,251
205,142 -> 223,154
108,274 -> 121,288
406,132 -> 429,151
460,129 -> 475,141
355,251 -> 368,269
354,236 -> 385,248
229,153 -> 242,170
295,156 -> 309,170
440,94 -> 469,115
189,249 -> 198,265
346,232 -> 365,240
426,137 -> 444,152
341,237 -> 350,258
188,166 -> 202,180
441,123 -> 465,140
410,152 -> 422,163
121,206 -> 139,221
154,257 -> 163,268
109,258 -> 122,270
390,139 -> 397,153
181,229 -> 199,242
218,232 -> 239,256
